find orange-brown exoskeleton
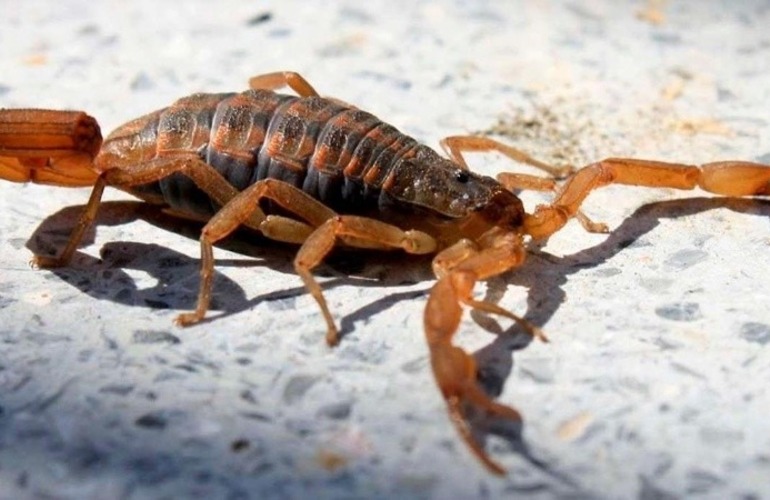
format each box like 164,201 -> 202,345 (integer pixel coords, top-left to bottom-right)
2,71 -> 769,474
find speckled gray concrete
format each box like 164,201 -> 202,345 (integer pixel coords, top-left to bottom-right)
1,1 -> 769,499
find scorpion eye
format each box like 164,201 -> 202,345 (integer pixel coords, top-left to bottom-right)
454,169 -> 470,183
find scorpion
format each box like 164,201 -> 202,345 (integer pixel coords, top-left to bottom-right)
1,71 -> 769,474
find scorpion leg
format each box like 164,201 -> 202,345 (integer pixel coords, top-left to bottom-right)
176,181 -> 437,339
425,231 -> 539,474
248,71 -> 320,97
496,172 -> 557,192
524,157 -> 770,240
176,179 -> 334,327
294,215 -> 437,345
32,155 -> 246,268
440,135 -> 572,178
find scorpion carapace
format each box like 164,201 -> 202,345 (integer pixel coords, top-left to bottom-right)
2,71 -> 770,474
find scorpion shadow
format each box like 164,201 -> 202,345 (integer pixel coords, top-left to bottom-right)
24,200 -> 434,321
23,196 -> 770,486
26,201 -> 255,313
467,196 -> 770,483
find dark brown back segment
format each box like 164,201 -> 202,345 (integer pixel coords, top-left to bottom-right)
98,89 -> 424,217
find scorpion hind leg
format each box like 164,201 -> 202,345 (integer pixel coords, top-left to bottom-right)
248,71 -> 320,98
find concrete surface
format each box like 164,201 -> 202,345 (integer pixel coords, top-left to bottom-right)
1,1 -> 769,499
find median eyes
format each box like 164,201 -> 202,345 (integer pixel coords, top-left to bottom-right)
454,170 -> 469,183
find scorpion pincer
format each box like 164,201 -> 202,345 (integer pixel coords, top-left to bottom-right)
2,71 -> 769,474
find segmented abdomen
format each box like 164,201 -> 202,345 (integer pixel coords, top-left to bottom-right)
99,89 -> 424,216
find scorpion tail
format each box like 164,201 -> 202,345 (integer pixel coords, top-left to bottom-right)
0,109 -> 102,187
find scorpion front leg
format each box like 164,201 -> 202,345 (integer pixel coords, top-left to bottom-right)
425,230 -> 544,474
440,135 -> 572,178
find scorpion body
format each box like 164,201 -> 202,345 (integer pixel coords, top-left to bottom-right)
2,71 -> 769,475
102,88 -> 517,245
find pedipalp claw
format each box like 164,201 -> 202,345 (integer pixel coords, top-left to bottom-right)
446,396 -> 507,475
429,342 -> 523,475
